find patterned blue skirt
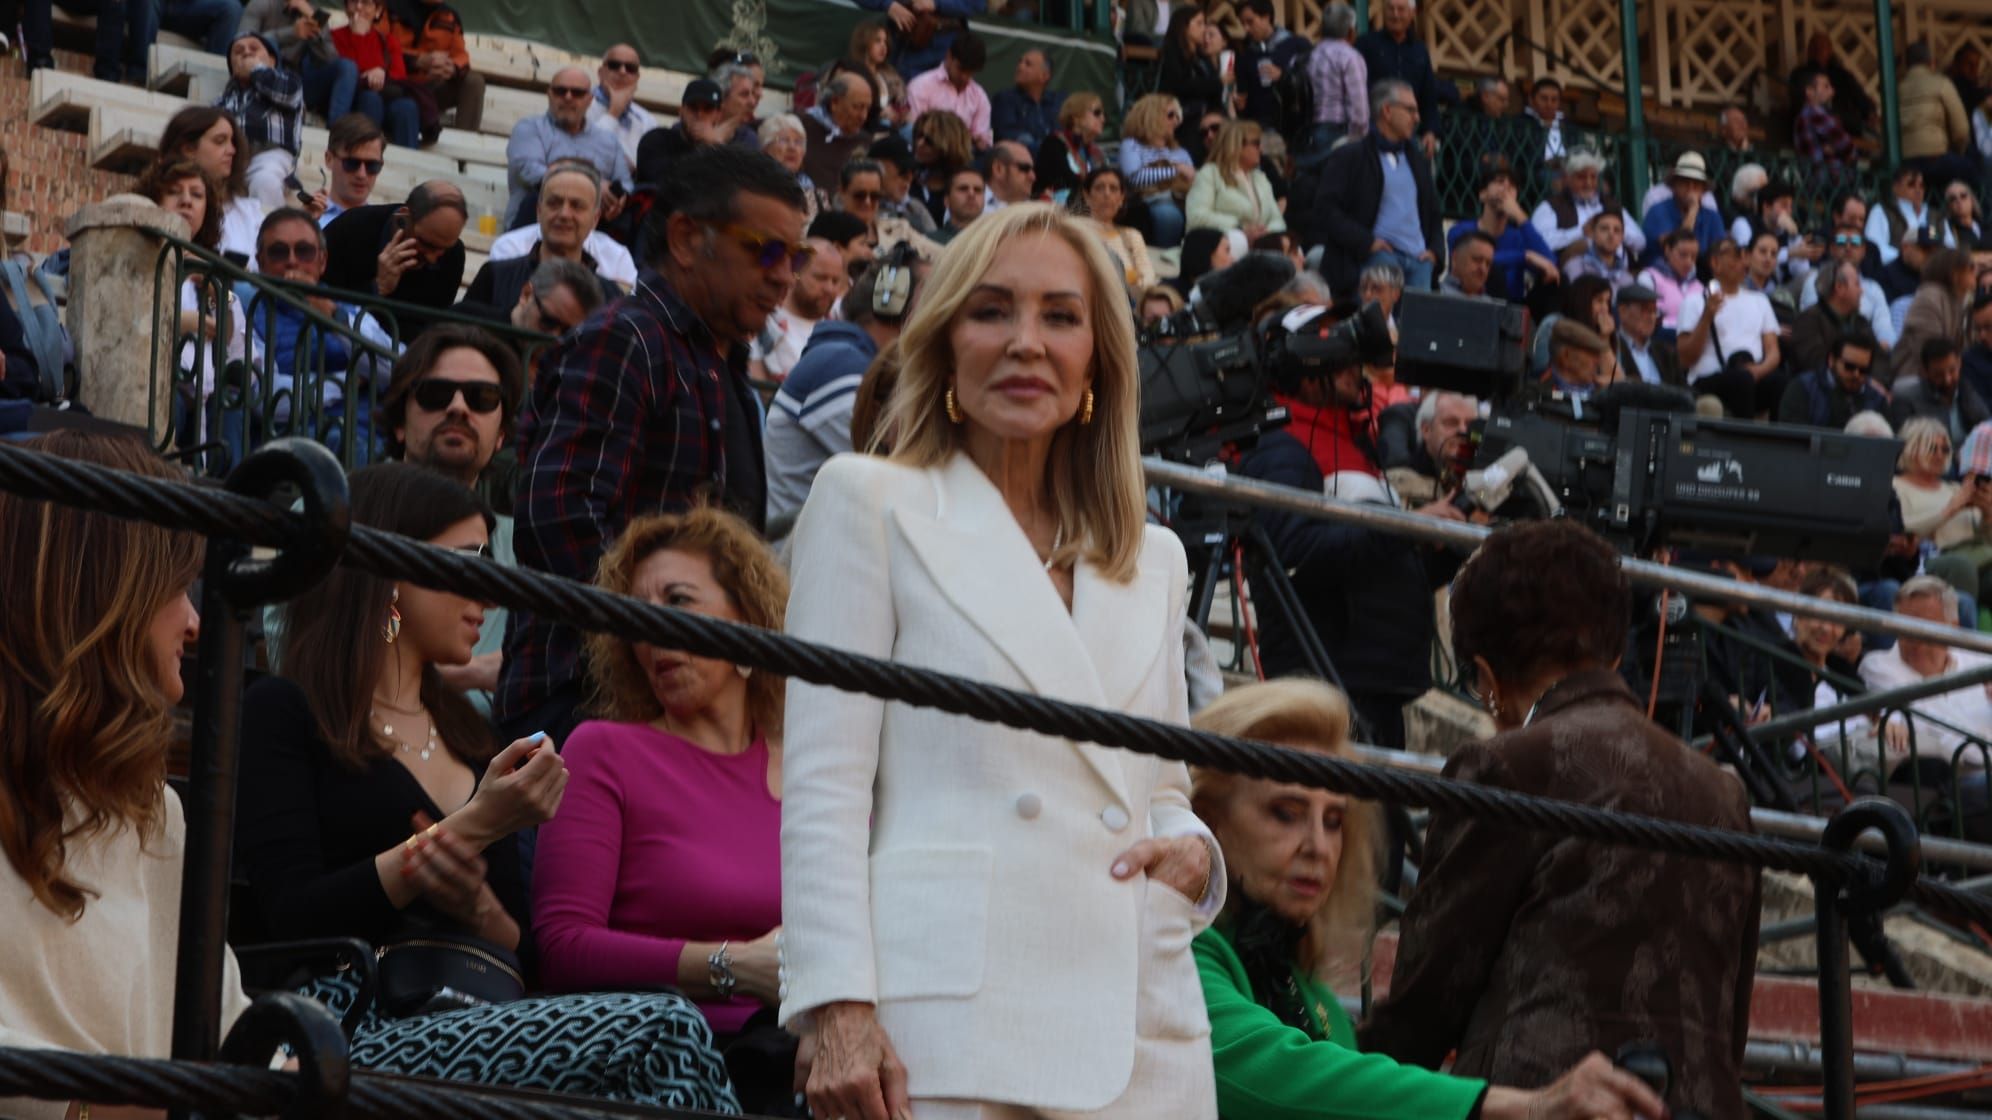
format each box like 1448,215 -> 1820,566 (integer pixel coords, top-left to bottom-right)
300,972 -> 741,1113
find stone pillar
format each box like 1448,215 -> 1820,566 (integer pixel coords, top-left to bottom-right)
64,197 -> 191,438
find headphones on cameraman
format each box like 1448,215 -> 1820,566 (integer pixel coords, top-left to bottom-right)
872,241 -> 918,322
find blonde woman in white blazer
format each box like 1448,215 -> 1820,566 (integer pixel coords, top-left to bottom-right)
782,203 -> 1225,1120
1185,120 -> 1286,241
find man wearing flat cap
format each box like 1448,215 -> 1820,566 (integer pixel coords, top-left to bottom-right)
1613,283 -> 1683,388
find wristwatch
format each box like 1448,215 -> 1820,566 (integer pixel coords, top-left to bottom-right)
707,941 -> 737,1000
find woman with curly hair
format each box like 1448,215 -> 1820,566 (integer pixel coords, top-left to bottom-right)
534,507 -> 792,1110
157,106 -> 263,261
0,430 -> 235,1120
910,108 -> 975,225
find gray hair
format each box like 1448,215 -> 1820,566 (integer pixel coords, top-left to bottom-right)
1282,270 -> 1333,303
1897,574 -> 1959,625
1843,410 -> 1894,438
1416,390 -> 1477,431
825,72 -> 867,105
543,158 -> 604,199
758,112 -> 805,146
528,256 -> 605,315
1360,260 -> 1405,292
1370,78 -> 1413,119
1475,76 -> 1507,98
1816,258 -> 1860,302
1730,162 -> 1769,206
711,61 -> 757,90
1565,149 -> 1607,175
1321,2 -> 1357,39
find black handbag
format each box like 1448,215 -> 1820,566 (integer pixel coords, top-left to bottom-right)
374,932 -> 524,1018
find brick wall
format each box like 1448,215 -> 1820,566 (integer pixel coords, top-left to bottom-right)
1,53 -> 138,257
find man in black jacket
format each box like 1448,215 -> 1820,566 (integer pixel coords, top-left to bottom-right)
322,179 -> 467,336
1300,78 -> 1443,299
1891,339 -> 1988,441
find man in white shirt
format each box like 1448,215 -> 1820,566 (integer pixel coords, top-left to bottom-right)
1860,577 -> 1992,817
749,237 -> 846,381
587,43 -> 657,179
1528,150 -> 1647,261
488,223 -> 637,289
1676,237 -> 1782,417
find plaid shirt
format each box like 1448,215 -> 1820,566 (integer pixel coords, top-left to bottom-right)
1794,102 -> 1854,169
497,274 -> 761,723
1307,38 -> 1368,134
218,63 -> 304,157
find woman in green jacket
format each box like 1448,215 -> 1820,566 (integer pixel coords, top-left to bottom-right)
1188,679 -> 1666,1120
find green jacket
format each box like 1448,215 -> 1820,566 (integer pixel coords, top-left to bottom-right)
1194,924 -> 1486,1120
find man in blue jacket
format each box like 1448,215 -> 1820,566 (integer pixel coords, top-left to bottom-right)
1299,78 -> 1444,298
1775,329 -> 1886,428
1640,151 -> 1727,267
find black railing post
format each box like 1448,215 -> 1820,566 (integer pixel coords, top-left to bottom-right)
1812,798 -> 1922,1120
171,441 -> 351,1075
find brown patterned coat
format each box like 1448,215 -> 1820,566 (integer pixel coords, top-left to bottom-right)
1359,670 -> 1760,1120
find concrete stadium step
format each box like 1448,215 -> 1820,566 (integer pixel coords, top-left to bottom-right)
31,68 -> 190,132
87,104 -> 164,174
146,42 -> 226,102
426,127 -> 511,169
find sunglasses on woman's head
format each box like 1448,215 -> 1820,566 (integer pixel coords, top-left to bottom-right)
411,377 -> 504,414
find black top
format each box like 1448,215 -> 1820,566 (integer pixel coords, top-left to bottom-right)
461,247 -> 620,317
234,675 -> 527,947
635,122 -> 696,193
322,203 -> 468,329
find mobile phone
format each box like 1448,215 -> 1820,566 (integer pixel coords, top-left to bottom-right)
295,188 -> 315,207
389,211 -> 410,239
311,7 -> 330,22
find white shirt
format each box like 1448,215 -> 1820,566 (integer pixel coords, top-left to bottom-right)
587,88 -> 658,177
749,306 -> 817,381
219,194 -> 265,262
1860,646 -> 1992,772
488,226 -> 638,287
1529,194 -> 1649,259
1622,333 -> 1661,384
1863,196 -> 1942,265
1677,285 -> 1779,380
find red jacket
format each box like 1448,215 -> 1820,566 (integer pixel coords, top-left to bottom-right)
331,24 -> 408,79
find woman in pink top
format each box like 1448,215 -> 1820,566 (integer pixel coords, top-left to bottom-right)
533,508 -> 791,1110
1636,229 -> 1705,332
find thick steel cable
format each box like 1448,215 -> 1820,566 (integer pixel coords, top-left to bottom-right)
0,442 -> 1987,927
0,1047 -> 735,1120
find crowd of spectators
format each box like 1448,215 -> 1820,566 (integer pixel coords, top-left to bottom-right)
11,0 -> 1992,1117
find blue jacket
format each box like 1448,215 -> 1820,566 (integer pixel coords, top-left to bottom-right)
1640,197 -> 1727,268
1355,29 -> 1439,134
765,320 -> 879,530
990,86 -> 1065,151
1775,367 -> 1887,429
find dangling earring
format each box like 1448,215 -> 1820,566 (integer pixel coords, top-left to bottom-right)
945,386 -> 963,423
1079,389 -> 1095,426
736,663 -> 753,680
382,586 -> 402,646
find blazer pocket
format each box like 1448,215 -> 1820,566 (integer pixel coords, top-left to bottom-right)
870,846 -> 993,1001
1135,877 -> 1209,1041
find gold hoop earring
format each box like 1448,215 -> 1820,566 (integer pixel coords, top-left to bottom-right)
1079,389 -> 1095,426
945,386 -> 963,423
382,586 -> 402,646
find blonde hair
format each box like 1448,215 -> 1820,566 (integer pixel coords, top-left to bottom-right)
872,203 -> 1146,582
1897,416 -> 1952,473
914,109 -> 975,172
1058,90 -> 1104,133
1209,119 -> 1263,187
1190,679 -> 1381,978
585,508 -> 791,738
1122,93 -> 1181,148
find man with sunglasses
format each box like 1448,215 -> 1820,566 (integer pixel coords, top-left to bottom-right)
1792,260 -> 1896,385
505,64 -> 628,230
1776,328 -> 1887,428
376,323 -> 526,701
502,145 -> 805,747
587,43 -> 655,179
315,112 -> 385,227
245,207 -> 382,435
983,140 -> 1037,210
1865,165 -> 1947,269
1797,195 -> 1900,352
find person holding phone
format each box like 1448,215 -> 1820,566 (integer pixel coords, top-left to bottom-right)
238,0 -> 358,124
322,179 -> 468,332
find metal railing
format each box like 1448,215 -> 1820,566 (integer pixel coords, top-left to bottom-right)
146,233 -> 555,477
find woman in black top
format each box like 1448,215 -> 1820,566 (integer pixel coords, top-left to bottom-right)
237,463 -> 738,1111
1157,6 -> 1225,148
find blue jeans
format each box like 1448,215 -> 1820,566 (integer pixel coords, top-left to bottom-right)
300,51 -> 358,122
354,88 -> 421,148
1366,248 -> 1434,292
149,0 -> 240,55
1145,196 -> 1186,250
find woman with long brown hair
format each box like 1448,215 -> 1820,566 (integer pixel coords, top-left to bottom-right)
0,429 -> 242,1120
156,106 -> 263,262
235,462 -> 738,1109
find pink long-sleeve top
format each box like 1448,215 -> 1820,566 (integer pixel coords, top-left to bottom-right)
532,720 -> 780,1034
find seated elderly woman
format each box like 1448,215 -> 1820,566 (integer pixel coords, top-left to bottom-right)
1360,519 -> 1761,1120
533,507 -> 792,1111
1189,679 -> 1667,1120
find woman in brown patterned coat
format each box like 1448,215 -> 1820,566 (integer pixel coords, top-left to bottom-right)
1359,520 -> 1760,1120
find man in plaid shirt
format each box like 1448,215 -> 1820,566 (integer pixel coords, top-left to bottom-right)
1794,71 -> 1855,171
497,147 -> 808,742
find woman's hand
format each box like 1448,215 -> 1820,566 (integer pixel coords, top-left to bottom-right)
400,812 -> 490,923
733,926 -> 783,1004
448,733 -> 568,845
806,1001 -> 911,1120
1481,1051 -> 1668,1120
1112,833 -> 1211,904
363,66 -> 386,91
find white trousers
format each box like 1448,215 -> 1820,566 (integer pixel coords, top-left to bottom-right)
245,148 -> 299,215
912,1034 -> 1217,1120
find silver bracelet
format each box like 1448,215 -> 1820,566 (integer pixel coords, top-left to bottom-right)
707,940 -> 737,1000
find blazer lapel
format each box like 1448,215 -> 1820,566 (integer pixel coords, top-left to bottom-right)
1073,548 -> 1171,714
892,455 -> 1131,807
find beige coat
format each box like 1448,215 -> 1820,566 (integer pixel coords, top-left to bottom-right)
1900,64 -> 1969,159
779,452 -> 1222,1113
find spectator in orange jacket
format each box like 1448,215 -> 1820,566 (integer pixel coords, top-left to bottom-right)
385,0 -> 484,133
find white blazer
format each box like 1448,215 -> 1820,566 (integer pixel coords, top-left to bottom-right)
779,451 -> 1224,1111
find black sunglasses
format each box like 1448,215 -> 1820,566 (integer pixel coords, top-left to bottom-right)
338,156 -> 384,175
261,239 -> 319,264
602,59 -> 639,74
550,85 -> 592,99
412,377 -> 504,414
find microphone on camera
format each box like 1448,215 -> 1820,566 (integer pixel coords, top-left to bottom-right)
1194,251 -> 1299,330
